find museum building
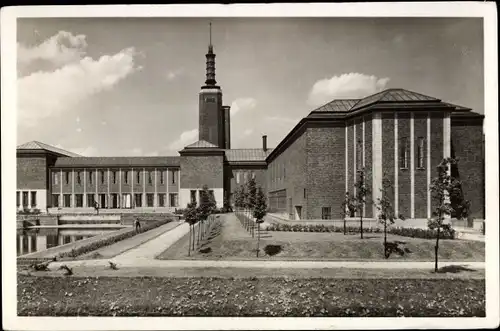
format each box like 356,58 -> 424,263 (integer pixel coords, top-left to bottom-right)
16,35 -> 485,221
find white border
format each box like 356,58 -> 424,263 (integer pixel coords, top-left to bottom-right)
2,3 -> 498,330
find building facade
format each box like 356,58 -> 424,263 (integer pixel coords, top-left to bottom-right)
16,34 -> 485,221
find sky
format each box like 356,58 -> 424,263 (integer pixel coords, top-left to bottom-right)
16,17 -> 484,157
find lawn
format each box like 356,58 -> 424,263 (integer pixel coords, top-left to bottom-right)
157,214 -> 485,262
17,275 -> 485,317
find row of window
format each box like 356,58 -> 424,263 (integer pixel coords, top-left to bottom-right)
51,193 -> 179,208
16,191 -> 37,208
53,169 -> 178,186
235,171 -> 256,184
399,137 -> 426,170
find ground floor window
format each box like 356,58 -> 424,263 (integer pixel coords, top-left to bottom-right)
146,193 -> 154,207
158,193 -> 166,207
63,194 -> 71,208
87,194 -> 95,208
75,194 -> 83,208
16,192 -> 20,208
22,191 -> 29,208
135,193 -> 142,207
110,193 -> 119,209
190,190 -> 197,204
99,194 -> 106,208
322,207 -> 332,220
30,191 -> 37,208
52,194 -> 59,208
122,194 -> 132,208
169,193 -> 178,207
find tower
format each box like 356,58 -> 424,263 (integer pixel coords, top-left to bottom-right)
199,22 -> 224,147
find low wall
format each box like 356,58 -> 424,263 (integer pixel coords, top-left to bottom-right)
59,215 -> 120,222
17,215 -> 58,228
121,213 -> 179,225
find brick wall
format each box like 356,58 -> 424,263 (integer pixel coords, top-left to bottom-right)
180,154 -> 224,189
364,115 -> 373,218
451,120 -> 484,219
306,124 -> 345,219
17,155 -> 47,190
397,112 -> 411,218
381,112 -> 395,211
430,113 -> 444,213
199,91 -> 223,147
414,113 -> 428,218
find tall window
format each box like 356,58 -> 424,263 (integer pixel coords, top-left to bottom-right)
169,193 -> 178,207
134,193 -> 142,207
87,194 -> 95,208
400,137 -> 409,169
75,194 -> 83,207
124,171 -> 129,184
16,192 -> 20,208
158,193 -> 166,207
417,137 -> 425,169
76,171 -> 81,185
100,170 -> 105,184
88,171 -> 93,184
63,194 -> 71,207
53,173 -> 59,185
146,193 -> 154,207
65,171 -> 70,184
137,171 -> 141,184
190,190 -> 197,204
160,171 -> 164,184
30,191 -> 37,208
148,171 -> 153,185
322,207 -> 332,220
112,171 -> 117,184
52,194 -> 59,208
171,170 -> 176,184
22,191 -> 28,208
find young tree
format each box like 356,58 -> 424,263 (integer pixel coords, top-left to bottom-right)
429,157 -> 469,272
354,168 -> 370,239
184,202 -> 198,256
340,192 -> 356,235
198,185 -> 216,244
253,186 -> 267,257
246,177 -> 257,237
376,178 -> 405,258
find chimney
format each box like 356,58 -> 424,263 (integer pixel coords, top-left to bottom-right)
262,135 -> 267,152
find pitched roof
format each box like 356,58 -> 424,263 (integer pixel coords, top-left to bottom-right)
312,99 -> 359,113
54,156 -> 180,168
17,141 -> 80,157
184,140 -> 219,149
351,88 -> 440,110
225,149 -> 274,162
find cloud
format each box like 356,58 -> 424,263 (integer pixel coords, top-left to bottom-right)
307,73 -> 390,106
168,128 -> 198,151
166,68 -> 185,81
230,98 -> 257,116
18,30 -> 87,67
145,151 -> 159,156
17,31 -> 141,128
55,144 -> 98,156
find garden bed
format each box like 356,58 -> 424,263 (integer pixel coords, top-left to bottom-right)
17,275 -> 485,317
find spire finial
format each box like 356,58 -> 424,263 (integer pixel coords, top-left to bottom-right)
209,21 -> 212,46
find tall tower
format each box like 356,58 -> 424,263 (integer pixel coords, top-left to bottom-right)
199,22 -> 224,147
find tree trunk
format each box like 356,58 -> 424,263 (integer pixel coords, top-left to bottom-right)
188,225 -> 191,256
435,227 -> 440,272
384,222 -> 388,259
192,225 -> 195,251
360,215 -> 364,239
256,223 -> 260,257
343,217 -> 346,235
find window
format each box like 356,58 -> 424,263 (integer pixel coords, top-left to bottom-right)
169,193 -> 177,207
52,194 -> 59,207
160,171 -> 164,184
283,165 -> 286,179
148,171 -> 153,185
63,194 -> 71,207
65,171 -> 70,184
417,137 -> 425,169
53,173 -> 59,185
171,170 -> 177,184
399,137 -> 409,169
252,172 -> 256,180
88,171 -> 93,184
112,171 -> 117,184
124,171 -> 129,184
137,171 -> 141,184
30,191 -> 37,208
87,194 -> 95,208
158,193 -> 166,207
322,207 -> 332,220
22,191 -> 28,208
16,192 -> 20,207
75,194 -> 83,207
134,193 -> 142,207
303,188 -> 306,199
146,193 -> 154,207
236,172 -> 240,184
190,190 -> 197,204
76,171 -> 81,185
100,170 -> 105,184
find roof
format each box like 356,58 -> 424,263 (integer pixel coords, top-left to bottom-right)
17,141 -> 80,157
225,149 -> 274,162
184,140 -> 219,149
54,156 -> 180,168
351,88 -> 440,111
311,99 -> 359,113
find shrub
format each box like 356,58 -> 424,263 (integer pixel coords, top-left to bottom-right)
58,219 -> 171,259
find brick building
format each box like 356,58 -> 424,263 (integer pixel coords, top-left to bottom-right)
16,33 -> 485,221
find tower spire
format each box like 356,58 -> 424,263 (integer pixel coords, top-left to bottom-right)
205,21 -> 216,86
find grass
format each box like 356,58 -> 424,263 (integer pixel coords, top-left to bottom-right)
17,275 -> 485,316
157,214 -> 485,262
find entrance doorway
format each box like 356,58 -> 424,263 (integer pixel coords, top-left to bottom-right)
295,206 -> 302,220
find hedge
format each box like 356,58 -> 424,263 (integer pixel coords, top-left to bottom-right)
57,219 -> 171,259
